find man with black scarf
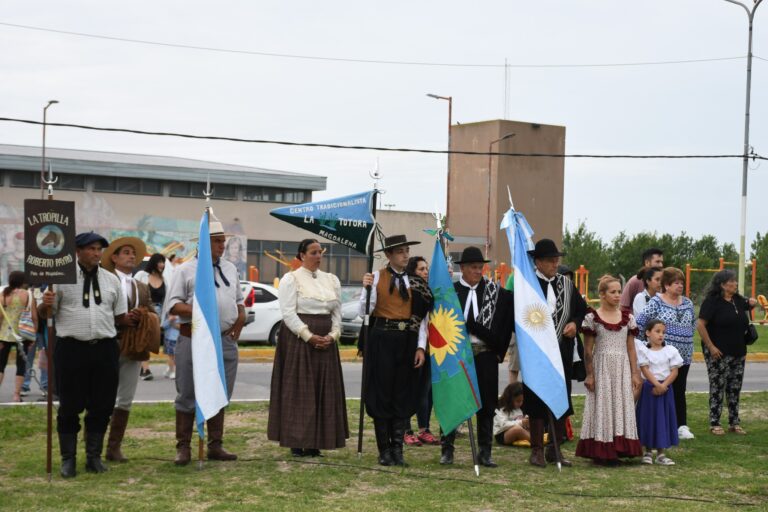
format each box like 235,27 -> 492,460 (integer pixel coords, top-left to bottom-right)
440,246 -> 515,468
39,232 -> 132,478
524,239 -> 587,468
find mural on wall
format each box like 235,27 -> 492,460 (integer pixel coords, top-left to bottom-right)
0,193 -> 249,284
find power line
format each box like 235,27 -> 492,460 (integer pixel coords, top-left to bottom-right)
0,21 -> 755,69
1,116 -> 764,160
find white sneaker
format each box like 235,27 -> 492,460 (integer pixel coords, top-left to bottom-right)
169,370 -> 176,380
678,425 -> 695,439
164,366 -> 171,378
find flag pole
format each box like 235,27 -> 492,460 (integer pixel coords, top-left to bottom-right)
466,418 -> 480,477
357,188 -> 378,458
197,175 -> 213,471
547,411 -> 563,473
43,162 -> 58,482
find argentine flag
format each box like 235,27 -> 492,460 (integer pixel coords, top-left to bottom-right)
501,208 -> 569,419
192,211 -> 229,438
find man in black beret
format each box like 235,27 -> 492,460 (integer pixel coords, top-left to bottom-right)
39,232 -> 134,478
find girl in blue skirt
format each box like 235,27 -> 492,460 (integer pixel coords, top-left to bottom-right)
636,319 -> 684,466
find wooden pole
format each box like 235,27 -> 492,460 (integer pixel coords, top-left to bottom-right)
357,191 -> 378,458
44,163 -> 58,482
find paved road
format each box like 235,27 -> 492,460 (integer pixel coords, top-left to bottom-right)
3,361 -> 767,404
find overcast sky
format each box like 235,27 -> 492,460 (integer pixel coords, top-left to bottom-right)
1,0 -> 766,249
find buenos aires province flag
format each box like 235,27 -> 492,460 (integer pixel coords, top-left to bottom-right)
501,208 -> 568,419
428,240 -> 481,434
192,211 -> 229,438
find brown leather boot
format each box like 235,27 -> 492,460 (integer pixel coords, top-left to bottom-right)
206,410 -> 237,461
106,408 -> 130,463
174,410 -> 195,466
529,418 -> 547,468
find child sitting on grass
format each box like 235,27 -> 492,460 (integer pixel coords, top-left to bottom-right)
636,319 -> 683,466
493,382 -> 530,446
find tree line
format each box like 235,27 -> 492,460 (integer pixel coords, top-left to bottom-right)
561,222 -> 768,303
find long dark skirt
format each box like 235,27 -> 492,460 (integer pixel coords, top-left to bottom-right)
267,314 -> 349,449
363,326 -> 419,420
636,380 -> 678,449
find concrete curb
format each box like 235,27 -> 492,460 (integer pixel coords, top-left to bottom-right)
148,347 -> 768,364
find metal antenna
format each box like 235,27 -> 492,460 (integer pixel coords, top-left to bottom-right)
43,161 -> 58,199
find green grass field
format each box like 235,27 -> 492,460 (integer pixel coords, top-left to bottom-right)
1,393 -> 766,511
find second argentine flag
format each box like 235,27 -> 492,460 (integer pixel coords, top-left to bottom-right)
501,208 -> 569,419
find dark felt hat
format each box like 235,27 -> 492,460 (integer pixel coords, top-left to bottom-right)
75,231 -> 109,249
455,246 -> 490,264
376,234 -> 421,252
528,238 -> 566,259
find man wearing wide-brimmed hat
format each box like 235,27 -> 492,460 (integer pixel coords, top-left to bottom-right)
39,232 -> 133,478
360,234 -> 432,467
166,221 -> 245,465
440,246 -> 515,468
101,236 -> 160,464
523,238 -> 587,468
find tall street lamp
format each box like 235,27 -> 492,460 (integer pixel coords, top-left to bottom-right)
426,93 -> 453,225
486,132 -> 516,257
41,100 -> 59,199
724,0 -> 762,292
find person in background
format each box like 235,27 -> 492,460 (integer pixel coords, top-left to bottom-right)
636,267 -> 697,440
697,269 -> 757,436
403,256 -> 439,447
161,313 -> 180,380
576,275 -> 643,465
632,267 -> 663,318
135,253 -> 170,380
267,239 -> 348,458
636,319 -> 682,466
620,248 -> 664,313
0,271 -> 38,402
493,382 -> 530,446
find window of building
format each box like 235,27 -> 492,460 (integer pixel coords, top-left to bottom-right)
213,183 -> 236,200
9,171 -> 37,188
58,174 -> 86,191
140,179 -> 162,196
94,176 -> 162,195
243,186 -> 310,203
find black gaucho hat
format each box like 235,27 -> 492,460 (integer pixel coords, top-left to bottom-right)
376,234 -> 421,253
75,231 -> 109,249
528,238 -> 566,259
455,246 -> 490,264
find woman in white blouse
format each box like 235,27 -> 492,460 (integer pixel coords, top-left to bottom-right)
267,239 -> 349,458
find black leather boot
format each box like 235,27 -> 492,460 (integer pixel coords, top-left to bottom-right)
440,430 -> 456,465
373,419 -> 394,466
477,413 -> 497,468
529,418 -> 547,468
391,419 -> 407,467
84,431 -> 108,473
59,432 -> 77,478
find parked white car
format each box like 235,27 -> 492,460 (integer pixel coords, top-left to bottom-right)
239,281 -> 282,345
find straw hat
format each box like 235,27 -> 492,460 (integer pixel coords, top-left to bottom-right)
191,221 -> 233,241
101,237 -> 148,272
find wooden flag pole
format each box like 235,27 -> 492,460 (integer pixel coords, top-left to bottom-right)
547,411 -> 564,473
356,189 -> 378,458
43,163 -> 58,482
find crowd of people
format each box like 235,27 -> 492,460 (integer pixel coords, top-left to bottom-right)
0,230 -> 762,477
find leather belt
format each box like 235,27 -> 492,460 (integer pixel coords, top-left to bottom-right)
179,324 -> 229,338
372,317 -> 410,332
59,336 -> 116,346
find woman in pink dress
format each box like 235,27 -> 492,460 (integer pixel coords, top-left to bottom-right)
576,275 -> 643,464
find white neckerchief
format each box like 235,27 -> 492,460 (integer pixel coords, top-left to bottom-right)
535,269 -> 557,314
115,269 -> 139,308
459,277 -> 480,321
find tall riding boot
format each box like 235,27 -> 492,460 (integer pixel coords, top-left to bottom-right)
373,418 -> 394,466
84,431 -> 108,473
174,410 -> 194,466
390,419 -> 407,467
545,418 -> 573,467
477,413 -> 497,468
106,408 -> 130,463
529,418 -> 547,467
59,432 -> 78,478
440,430 -> 456,465
206,409 -> 237,461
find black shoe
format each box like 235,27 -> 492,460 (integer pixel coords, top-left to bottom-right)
378,450 -> 395,466
305,449 -> 323,457
439,449 -> 454,465
140,369 -> 153,381
84,432 -> 108,474
478,447 -> 497,468
58,433 -> 78,478
290,448 -> 305,457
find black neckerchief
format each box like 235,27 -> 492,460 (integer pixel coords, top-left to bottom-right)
213,259 -> 230,289
80,263 -> 101,308
387,266 -> 409,301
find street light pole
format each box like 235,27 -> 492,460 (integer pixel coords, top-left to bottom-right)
724,0 -> 762,292
427,94 -> 452,226
41,100 -> 59,199
485,132 -> 516,258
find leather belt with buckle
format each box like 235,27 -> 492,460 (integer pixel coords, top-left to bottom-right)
372,318 -> 410,332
